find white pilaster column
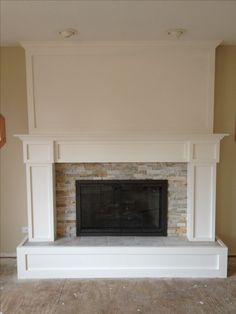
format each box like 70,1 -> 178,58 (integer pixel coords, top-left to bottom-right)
187,140 -> 221,241
187,162 -> 216,241
23,141 -> 55,242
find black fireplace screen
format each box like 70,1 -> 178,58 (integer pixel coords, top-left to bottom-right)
76,180 -> 168,236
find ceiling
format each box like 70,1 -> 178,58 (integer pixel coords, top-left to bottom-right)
1,0 -> 236,46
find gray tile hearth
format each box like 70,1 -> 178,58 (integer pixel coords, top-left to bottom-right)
24,236 -> 221,248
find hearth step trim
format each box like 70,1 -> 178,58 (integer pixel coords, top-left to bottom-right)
17,238 -> 227,279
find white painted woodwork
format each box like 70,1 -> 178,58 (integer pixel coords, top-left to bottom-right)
16,133 -> 226,243
23,141 -> 54,163
187,162 -> 216,241
190,142 -> 219,162
55,141 -> 188,163
22,41 -> 219,135
26,164 -> 55,241
17,238 -> 228,279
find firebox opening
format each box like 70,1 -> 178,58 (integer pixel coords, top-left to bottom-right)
76,180 -> 168,236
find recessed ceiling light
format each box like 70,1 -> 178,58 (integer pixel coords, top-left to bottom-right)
58,29 -> 78,39
167,29 -> 186,39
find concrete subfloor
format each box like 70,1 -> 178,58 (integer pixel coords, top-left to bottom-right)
0,258 -> 236,314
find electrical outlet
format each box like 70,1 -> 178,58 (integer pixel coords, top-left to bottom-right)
21,226 -> 28,234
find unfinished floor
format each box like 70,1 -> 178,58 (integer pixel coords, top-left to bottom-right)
0,257 -> 236,314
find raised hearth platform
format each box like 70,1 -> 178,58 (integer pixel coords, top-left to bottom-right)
17,236 -> 227,279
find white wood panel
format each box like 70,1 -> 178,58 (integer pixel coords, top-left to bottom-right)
23,141 -> 54,163
27,253 -> 218,269
55,141 -> 188,163
17,239 -> 228,279
26,164 -> 55,241
191,142 -> 219,162
188,162 -> 216,241
22,41 -> 219,135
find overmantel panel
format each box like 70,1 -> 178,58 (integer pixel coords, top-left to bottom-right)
21,41 -> 220,135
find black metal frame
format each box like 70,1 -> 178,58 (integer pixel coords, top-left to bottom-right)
76,180 -> 168,236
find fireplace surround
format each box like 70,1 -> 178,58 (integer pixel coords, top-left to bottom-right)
56,162 -> 187,238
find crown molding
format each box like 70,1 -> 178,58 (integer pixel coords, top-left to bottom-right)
20,40 -> 222,50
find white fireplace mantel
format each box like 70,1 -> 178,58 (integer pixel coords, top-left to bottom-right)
16,133 -> 227,244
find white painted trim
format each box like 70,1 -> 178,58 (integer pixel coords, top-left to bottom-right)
187,162 -> 194,241
16,134 -> 227,242
23,140 -> 54,163
55,140 -> 188,163
25,51 -> 36,132
187,162 -> 217,241
190,142 -> 220,163
206,48 -> 216,132
15,133 -> 227,142
20,40 -> 222,49
26,164 -> 55,242
17,238 -> 228,279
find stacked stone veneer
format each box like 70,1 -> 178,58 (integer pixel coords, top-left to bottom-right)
55,163 -> 187,238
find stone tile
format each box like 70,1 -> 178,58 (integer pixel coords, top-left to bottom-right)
55,163 -> 187,237
107,236 -> 137,246
78,236 -> 109,246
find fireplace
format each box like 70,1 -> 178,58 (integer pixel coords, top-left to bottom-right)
16,134 -> 228,279
15,42 -> 228,279
76,180 -> 168,236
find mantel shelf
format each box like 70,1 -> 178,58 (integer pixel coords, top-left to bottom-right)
15,133 -> 228,142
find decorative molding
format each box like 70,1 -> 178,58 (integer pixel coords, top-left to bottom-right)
20,40 -> 222,49
16,134 -> 227,164
15,133 -> 227,142
23,141 -> 54,163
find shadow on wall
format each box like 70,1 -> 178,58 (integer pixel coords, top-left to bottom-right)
214,45 -> 236,255
0,47 -> 28,255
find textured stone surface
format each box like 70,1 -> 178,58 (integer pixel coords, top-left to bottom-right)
55,163 -> 187,238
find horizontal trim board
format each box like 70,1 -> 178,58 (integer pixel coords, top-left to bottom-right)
15,134 -> 227,164
15,134 -> 227,142
56,141 -> 188,163
20,40 -> 222,49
